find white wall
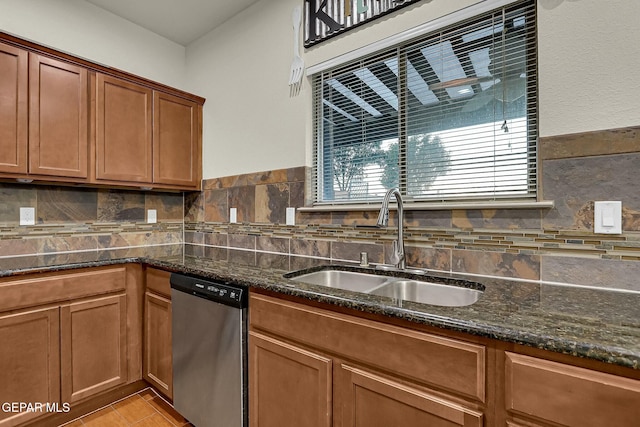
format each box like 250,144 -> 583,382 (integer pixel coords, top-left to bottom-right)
0,0 -> 187,89
537,0 -> 640,136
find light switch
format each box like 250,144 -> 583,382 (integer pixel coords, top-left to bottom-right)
594,201 -> 621,234
229,208 -> 237,223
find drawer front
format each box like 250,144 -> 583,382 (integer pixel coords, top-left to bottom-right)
0,266 -> 126,312
250,293 -> 486,401
145,268 -> 171,298
505,352 -> 640,426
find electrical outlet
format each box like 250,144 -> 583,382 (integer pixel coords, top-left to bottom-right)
20,207 -> 35,226
147,209 -> 157,224
286,207 -> 296,225
229,208 -> 237,223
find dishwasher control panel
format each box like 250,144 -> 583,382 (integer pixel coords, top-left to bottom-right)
170,273 -> 247,309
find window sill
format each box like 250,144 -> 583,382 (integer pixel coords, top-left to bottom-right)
298,200 -> 555,212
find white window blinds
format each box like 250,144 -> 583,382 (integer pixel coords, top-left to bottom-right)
311,0 -> 537,204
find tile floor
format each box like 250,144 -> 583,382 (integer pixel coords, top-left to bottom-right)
61,388 -> 193,427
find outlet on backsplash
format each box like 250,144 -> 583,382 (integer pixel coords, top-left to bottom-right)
19,207 -> 35,226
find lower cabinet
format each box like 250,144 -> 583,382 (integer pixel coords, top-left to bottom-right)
249,292 -> 487,427
250,291 -> 640,427
336,364 -> 482,427
503,352 -> 640,427
249,332 -> 332,427
143,268 -> 173,400
0,265 -> 139,427
60,294 -> 128,403
0,307 -> 60,427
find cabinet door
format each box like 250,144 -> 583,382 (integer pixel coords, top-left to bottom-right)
505,352 -> 640,427
0,307 -> 60,427
144,291 -> 172,399
60,294 -> 127,403
153,91 -> 201,188
249,331 -> 332,427
337,364 -> 483,427
0,42 -> 28,174
96,74 -> 152,183
29,53 -> 88,178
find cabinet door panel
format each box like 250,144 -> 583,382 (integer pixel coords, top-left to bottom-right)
0,42 -> 28,174
96,74 -> 152,183
29,53 -> 88,178
0,307 -> 60,427
61,294 -> 127,403
249,331 -> 332,427
505,352 -> 640,427
153,92 -> 201,188
338,364 -> 482,427
144,291 -> 172,399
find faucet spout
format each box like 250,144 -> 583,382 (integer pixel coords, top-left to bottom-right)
376,188 -> 405,270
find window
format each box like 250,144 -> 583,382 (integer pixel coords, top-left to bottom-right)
311,0 -> 537,205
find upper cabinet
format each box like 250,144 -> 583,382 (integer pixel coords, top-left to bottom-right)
153,92 -> 201,188
95,74 -> 153,184
29,53 -> 88,178
0,41 -> 28,174
0,34 -> 204,191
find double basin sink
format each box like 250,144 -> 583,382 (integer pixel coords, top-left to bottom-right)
284,267 -> 483,307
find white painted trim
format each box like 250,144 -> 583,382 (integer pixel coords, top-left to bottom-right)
306,0 -> 519,75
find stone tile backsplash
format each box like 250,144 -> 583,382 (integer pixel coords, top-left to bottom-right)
0,184 -> 183,258
2,126 -> 640,293
183,126 -> 640,291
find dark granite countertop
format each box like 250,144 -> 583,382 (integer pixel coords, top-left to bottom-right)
1,245 -> 639,370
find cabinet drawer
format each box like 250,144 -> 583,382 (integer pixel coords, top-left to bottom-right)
505,352 -> 640,426
0,266 -> 126,313
145,268 -> 171,298
250,294 -> 486,401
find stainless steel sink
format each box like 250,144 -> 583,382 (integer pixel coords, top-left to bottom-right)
284,267 -> 483,307
368,279 -> 482,307
287,270 -> 389,293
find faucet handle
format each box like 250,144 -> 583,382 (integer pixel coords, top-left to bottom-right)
389,240 -> 403,265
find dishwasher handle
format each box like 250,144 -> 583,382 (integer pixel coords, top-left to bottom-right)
170,273 -> 247,309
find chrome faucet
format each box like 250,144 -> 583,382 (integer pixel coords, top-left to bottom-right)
376,188 -> 406,270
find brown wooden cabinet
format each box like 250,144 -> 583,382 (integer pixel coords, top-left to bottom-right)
60,294 -> 128,403
249,292 -> 487,427
0,34 -> 204,190
503,352 -> 640,427
143,268 -> 173,399
250,291 -> 640,427
95,74 -> 153,184
336,364 -> 482,427
0,44 -> 88,179
153,91 -> 201,189
94,74 -> 202,190
0,307 -> 60,427
0,265 -> 141,426
0,41 -> 28,175
249,332 -> 332,427
29,53 -> 88,178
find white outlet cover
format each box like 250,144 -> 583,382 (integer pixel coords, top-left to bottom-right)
147,209 -> 157,224
229,208 -> 237,223
286,207 -> 296,225
20,207 -> 35,226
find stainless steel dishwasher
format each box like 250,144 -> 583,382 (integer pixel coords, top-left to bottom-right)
170,273 -> 248,427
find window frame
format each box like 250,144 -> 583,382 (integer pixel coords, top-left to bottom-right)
308,0 -> 541,209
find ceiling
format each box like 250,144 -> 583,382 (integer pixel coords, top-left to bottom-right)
85,0 -> 259,46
